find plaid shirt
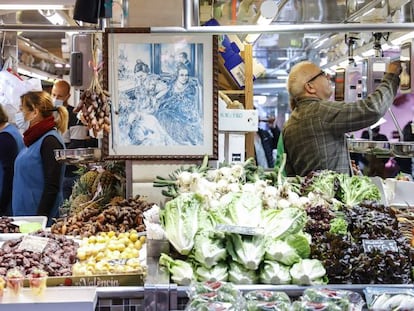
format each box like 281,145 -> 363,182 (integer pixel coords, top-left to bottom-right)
282,73 -> 400,177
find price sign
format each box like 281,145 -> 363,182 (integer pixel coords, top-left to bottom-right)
362,239 -> 398,253
107,259 -> 129,266
17,235 -> 49,253
215,224 -> 264,236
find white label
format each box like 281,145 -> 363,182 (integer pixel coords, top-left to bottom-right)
216,224 -> 264,235
230,63 -> 246,87
362,239 -> 398,253
17,235 -> 49,253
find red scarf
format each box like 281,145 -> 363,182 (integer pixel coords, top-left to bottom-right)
23,116 -> 56,146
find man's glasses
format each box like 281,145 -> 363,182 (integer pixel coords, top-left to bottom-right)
306,70 -> 327,83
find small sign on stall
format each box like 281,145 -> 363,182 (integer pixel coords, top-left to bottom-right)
362,239 -> 398,253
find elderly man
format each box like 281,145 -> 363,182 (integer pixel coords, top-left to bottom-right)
282,60 -> 401,177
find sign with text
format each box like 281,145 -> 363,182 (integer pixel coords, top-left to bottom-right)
17,235 -> 49,253
362,239 -> 398,253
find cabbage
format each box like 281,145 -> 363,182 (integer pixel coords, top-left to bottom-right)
284,232 -> 311,259
211,191 -> 263,228
195,262 -> 228,282
260,260 -> 292,285
265,239 -> 301,266
191,231 -> 227,268
261,207 -> 307,239
160,192 -> 203,255
226,233 -> 267,270
159,253 -> 194,285
289,259 -> 328,285
228,262 -> 259,284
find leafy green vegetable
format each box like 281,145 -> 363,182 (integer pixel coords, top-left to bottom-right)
265,239 -> 301,266
336,175 -> 381,207
228,262 -> 259,284
195,262 -> 228,282
160,192 -> 203,255
261,207 -> 307,240
260,260 -> 292,285
300,170 -> 341,198
289,259 -> 328,285
159,253 -> 194,285
284,232 -> 311,259
329,217 -> 348,235
226,234 -> 267,270
191,232 -> 227,268
211,191 -> 263,228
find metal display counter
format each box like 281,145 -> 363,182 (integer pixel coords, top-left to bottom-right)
90,256 -> 414,310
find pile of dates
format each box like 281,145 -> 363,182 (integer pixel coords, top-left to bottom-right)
0,216 -> 20,233
0,231 -> 78,277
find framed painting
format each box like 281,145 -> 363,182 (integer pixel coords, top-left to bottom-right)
102,28 -> 218,160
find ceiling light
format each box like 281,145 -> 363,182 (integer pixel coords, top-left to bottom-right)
243,0 -> 278,45
0,0 -> 75,10
391,31 -> 414,45
0,5 -> 64,9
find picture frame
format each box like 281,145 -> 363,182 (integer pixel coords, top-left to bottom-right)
102,28 -> 218,160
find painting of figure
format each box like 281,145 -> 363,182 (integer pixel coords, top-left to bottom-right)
103,30 -> 217,160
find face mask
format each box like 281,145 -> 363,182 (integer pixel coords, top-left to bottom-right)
54,99 -> 64,107
15,112 -> 29,132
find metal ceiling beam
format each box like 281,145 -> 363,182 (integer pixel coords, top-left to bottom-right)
0,24 -> 101,32
151,23 -> 414,34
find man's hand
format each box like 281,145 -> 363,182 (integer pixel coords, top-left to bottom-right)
386,61 -> 402,76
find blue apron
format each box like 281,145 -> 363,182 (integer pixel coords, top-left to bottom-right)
12,130 -> 64,226
0,124 -> 25,214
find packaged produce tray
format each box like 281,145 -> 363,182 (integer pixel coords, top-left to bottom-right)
0,216 -> 47,241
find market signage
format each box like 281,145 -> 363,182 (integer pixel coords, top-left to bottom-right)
216,224 -> 264,236
362,239 -> 398,253
17,235 -> 49,253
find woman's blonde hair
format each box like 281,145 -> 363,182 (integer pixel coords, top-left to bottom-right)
21,91 -> 68,134
0,104 -> 8,124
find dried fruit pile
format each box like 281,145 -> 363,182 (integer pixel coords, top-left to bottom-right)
74,88 -> 111,136
73,35 -> 111,137
0,231 -> 78,277
0,216 -> 20,233
52,196 -> 154,237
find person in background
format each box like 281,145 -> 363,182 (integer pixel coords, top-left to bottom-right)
282,60 -> 401,177
12,91 -> 68,226
0,105 -> 25,216
360,126 -> 389,178
257,117 -> 280,168
396,120 -> 414,178
51,79 -> 97,200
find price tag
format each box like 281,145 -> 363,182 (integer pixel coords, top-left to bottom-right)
215,224 -> 264,236
17,235 -> 49,253
107,259 -> 129,266
362,239 -> 398,253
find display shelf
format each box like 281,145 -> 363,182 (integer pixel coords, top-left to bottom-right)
0,286 -> 97,311
348,138 -> 414,158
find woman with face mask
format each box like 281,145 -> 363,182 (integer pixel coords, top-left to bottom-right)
0,105 -> 25,216
12,91 -> 68,226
